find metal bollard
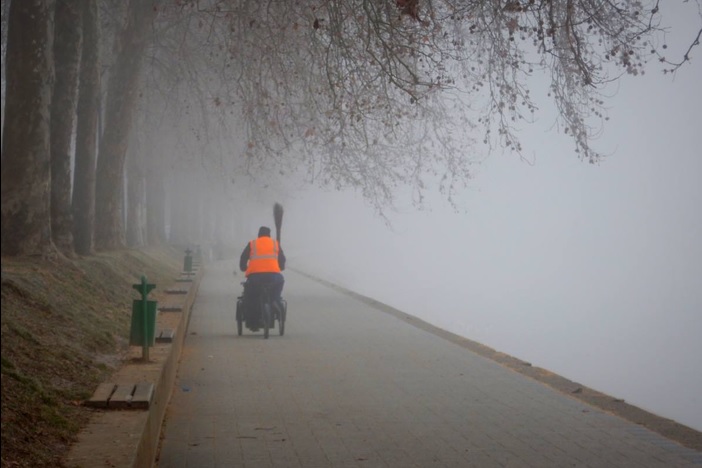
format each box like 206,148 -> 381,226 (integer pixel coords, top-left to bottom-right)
184,248 -> 193,274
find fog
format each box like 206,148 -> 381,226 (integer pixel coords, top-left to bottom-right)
267,11 -> 702,431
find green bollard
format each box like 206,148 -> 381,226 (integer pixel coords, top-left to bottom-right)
130,275 -> 156,361
184,248 -> 193,274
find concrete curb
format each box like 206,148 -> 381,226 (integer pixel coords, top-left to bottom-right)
65,267 -> 203,468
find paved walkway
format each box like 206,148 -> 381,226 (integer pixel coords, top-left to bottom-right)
156,261 -> 701,467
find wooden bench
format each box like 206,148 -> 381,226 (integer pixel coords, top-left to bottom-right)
85,382 -> 154,409
155,328 -> 175,343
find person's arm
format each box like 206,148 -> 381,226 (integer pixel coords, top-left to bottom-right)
239,243 -> 251,272
278,246 -> 286,271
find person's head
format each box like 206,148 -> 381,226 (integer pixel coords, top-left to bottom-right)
257,226 -> 271,237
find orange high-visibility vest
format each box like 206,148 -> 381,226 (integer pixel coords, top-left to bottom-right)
245,237 -> 281,276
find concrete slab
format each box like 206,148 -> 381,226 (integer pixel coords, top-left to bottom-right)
156,261 -> 702,467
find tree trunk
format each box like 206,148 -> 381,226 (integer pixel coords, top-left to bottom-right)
0,0 -> 55,257
1,0 -> 10,133
168,173 -> 188,245
94,0 -> 154,251
72,0 -> 100,256
126,148 -> 145,247
146,159 -> 167,245
50,0 -> 82,255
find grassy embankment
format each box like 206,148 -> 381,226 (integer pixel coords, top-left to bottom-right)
1,245 -> 184,468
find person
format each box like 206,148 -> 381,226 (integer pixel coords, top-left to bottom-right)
239,226 -> 286,315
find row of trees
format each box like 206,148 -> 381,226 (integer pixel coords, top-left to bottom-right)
1,0 -> 152,257
1,0 -> 699,258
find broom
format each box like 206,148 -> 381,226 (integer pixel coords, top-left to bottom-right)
273,202 -> 284,244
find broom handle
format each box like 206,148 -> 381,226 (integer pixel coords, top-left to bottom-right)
274,203 -> 283,244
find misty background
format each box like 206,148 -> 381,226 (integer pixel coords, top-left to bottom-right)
240,9 -> 702,431
2,0 -> 699,435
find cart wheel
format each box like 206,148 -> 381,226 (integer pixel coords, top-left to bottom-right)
279,301 -> 286,336
262,302 -> 271,339
236,300 -> 243,336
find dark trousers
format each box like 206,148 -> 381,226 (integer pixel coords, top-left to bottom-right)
244,272 -> 284,302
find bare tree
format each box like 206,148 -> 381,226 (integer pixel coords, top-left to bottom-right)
94,0 -> 156,250
125,150 -> 145,247
146,162 -> 167,245
50,0 -> 83,255
1,0 -> 10,131
1,0 -> 699,258
1,0 -> 55,257
73,0 -> 101,255
156,0 -> 699,211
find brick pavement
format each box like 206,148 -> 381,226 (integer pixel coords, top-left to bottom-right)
156,261 -> 701,467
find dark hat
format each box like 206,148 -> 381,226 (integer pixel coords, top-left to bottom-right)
258,226 -> 271,237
